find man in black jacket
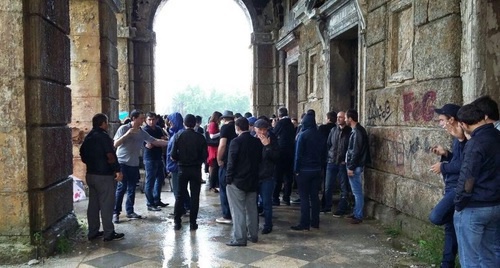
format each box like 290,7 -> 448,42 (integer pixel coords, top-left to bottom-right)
80,113 -> 124,242
453,104 -> 500,267
171,114 -> 208,231
323,111 -> 352,216
345,109 -> 370,224
225,118 -> 263,246
254,119 -> 280,234
273,107 -> 296,206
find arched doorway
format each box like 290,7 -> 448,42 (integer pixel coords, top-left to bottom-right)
152,0 -> 253,117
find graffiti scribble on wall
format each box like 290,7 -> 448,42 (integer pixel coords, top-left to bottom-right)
368,97 -> 393,123
403,90 -> 436,122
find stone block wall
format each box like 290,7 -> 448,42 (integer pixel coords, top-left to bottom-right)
363,0 -> 463,231
0,0 -> 77,263
69,0 -> 121,181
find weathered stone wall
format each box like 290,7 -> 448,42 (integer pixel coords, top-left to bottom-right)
461,0 -> 500,103
0,0 -> 78,263
293,21 -> 325,121
363,0 -> 463,231
69,0 -> 121,181
0,1 -> 32,262
117,1 -> 133,114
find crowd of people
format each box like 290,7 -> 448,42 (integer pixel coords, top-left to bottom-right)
79,96 -> 499,267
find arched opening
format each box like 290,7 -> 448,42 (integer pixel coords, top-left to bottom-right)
153,0 -> 254,120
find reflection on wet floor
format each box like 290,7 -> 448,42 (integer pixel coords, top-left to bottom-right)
10,182 -> 416,267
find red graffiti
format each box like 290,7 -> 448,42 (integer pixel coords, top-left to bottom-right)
403,91 -> 436,122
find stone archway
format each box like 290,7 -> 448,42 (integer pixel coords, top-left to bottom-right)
128,0 -> 280,117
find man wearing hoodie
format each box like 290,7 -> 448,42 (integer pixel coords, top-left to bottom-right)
291,113 -> 326,231
166,113 -> 191,216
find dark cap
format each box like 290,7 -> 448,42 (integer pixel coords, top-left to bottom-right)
221,110 -> 234,119
253,119 -> 270,129
434,104 -> 461,118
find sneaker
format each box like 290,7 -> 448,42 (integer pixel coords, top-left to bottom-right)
155,201 -> 169,207
126,212 -> 143,219
349,218 -> 363,224
174,223 -> 182,230
247,236 -> 258,243
112,214 -> 119,224
291,198 -> 301,204
261,228 -> 272,235
332,211 -> 346,218
290,225 -> 309,231
103,232 -> 125,242
190,223 -> 198,231
147,206 -> 161,211
88,231 -> 104,240
216,217 -> 232,224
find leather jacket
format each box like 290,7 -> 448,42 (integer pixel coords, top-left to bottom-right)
346,123 -> 371,170
327,124 -> 351,164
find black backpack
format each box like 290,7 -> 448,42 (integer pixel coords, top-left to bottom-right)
204,130 -> 220,147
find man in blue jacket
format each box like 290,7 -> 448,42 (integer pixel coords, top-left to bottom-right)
453,104 -> 500,268
428,103 -> 465,268
291,113 -> 326,230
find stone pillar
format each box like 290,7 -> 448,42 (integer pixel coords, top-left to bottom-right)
69,0 -> 120,180
0,0 -> 78,263
131,29 -> 156,112
461,0 -> 500,103
117,1 -> 135,114
0,1 -> 31,262
252,32 -> 277,117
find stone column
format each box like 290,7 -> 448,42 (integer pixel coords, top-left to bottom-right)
117,1 -> 135,114
0,0 -> 78,263
461,0 -> 500,103
252,32 -> 277,117
131,29 -> 156,112
69,0 -> 120,180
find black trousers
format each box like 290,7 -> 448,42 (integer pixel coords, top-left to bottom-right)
273,154 -> 294,202
174,165 -> 202,225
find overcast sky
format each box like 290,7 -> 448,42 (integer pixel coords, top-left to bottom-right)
153,0 -> 253,114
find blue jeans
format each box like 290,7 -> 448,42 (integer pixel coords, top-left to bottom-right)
114,164 -> 140,215
429,189 -> 457,267
347,166 -> 364,220
259,178 -> 275,229
324,163 -> 349,212
144,159 -> 165,207
171,172 -> 190,211
296,170 -> 321,228
454,204 -> 500,268
218,166 -> 231,219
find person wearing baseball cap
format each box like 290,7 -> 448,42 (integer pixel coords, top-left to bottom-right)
254,118 -> 279,234
428,103 -> 467,268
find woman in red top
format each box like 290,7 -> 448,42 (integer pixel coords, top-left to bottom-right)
207,111 -> 222,192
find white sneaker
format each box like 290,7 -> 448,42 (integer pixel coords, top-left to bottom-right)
215,217 -> 232,224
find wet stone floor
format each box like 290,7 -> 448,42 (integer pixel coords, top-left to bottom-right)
5,179 -> 425,268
